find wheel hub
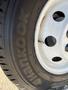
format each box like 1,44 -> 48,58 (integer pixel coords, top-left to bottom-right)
35,0 -> 68,75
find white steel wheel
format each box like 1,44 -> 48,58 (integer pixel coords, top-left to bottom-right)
35,0 -> 68,75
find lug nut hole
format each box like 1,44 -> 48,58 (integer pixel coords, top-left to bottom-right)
66,31 -> 68,38
45,36 -> 56,47
53,11 -> 65,22
65,44 -> 68,52
52,57 -> 62,62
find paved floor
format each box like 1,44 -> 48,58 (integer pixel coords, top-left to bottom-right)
0,67 -> 19,90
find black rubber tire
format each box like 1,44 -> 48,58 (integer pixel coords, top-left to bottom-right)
0,0 -> 68,90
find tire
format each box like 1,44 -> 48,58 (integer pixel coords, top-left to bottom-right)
0,0 -> 68,90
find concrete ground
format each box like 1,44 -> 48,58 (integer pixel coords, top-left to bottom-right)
0,67 -> 19,90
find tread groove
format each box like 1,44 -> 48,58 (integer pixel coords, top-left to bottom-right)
0,8 -> 3,13
0,47 -> 3,49
0,63 -> 6,65
3,69 -> 9,71
0,56 -> 4,58
7,74 -> 12,76
10,79 -> 16,81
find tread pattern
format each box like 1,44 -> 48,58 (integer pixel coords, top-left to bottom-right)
0,1 -> 31,90
0,0 -> 18,84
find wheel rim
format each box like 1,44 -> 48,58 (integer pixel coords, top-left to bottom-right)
35,0 -> 68,75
